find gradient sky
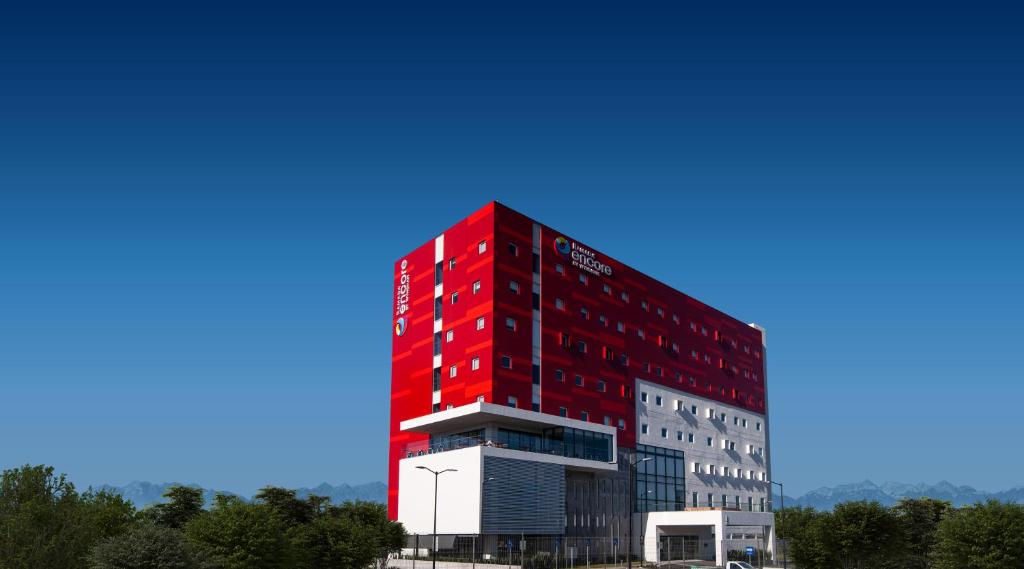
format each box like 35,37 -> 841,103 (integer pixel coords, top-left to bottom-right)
1,1 -> 1022,496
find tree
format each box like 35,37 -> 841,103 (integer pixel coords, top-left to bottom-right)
931,500 -> 1024,569
891,497 -> 951,569
778,507 -> 828,569
184,495 -> 295,569
253,487 -> 315,526
827,501 -> 905,569
288,501 -> 405,569
149,486 -> 206,529
0,464 -> 135,569
88,523 -> 215,569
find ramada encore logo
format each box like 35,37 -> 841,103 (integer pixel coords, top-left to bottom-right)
394,259 -> 410,336
553,235 -> 612,277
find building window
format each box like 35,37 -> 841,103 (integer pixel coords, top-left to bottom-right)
692,463 -> 701,473
555,297 -> 565,310
509,280 -> 520,294
618,418 -> 626,430
448,258 -> 456,270
433,332 -> 442,356
477,395 -> 485,403
432,403 -> 441,413
434,297 -> 442,321
576,340 -> 587,353
449,364 -> 457,378
660,428 -> 668,438
476,317 -> 485,330
641,300 -> 648,311
602,284 -> 612,295
706,437 -> 713,447
734,416 -> 739,426
555,263 -> 565,275
598,315 -> 608,327
471,357 -> 480,371
641,423 -> 649,435
500,355 -> 512,369
505,317 -> 517,331
574,374 -> 584,387
676,430 -> 683,441
451,292 -> 458,304
472,280 -> 481,294
620,291 -> 629,302
637,328 -> 645,339
478,240 -> 487,254
579,273 -> 588,285
691,405 -> 697,415
445,330 -> 454,342
603,416 -> 611,426
555,369 -> 564,382
559,332 -> 570,348
559,406 -> 568,417
657,307 -> 664,317
616,322 -> 625,333
580,411 -> 589,422
688,433 -> 694,443
432,368 -> 441,391
692,492 -> 698,507
640,392 -> 648,403
655,395 -> 663,406
507,396 -> 517,408
756,422 -> 762,431
509,242 -> 518,256
596,379 -> 606,392
580,307 -> 589,320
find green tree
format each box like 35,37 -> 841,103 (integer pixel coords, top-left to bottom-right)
149,486 -> 206,529
827,501 -> 905,569
0,464 -> 135,569
931,500 -> 1024,569
891,497 -> 951,569
184,495 -> 295,569
88,523 -> 215,569
253,487 -> 315,526
288,501 -> 405,569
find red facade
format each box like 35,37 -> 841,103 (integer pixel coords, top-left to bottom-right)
388,202 -> 766,519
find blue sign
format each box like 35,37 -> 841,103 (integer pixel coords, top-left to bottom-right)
746,546 -> 755,556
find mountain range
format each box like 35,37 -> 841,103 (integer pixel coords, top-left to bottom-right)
776,480 -> 1024,510
96,481 -> 387,509
97,479 -> 1024,511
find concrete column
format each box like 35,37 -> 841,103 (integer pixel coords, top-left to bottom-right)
714,517 -> 726,567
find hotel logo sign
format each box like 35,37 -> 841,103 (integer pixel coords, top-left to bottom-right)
553,236 -> 613,277
394,259 -> 410,336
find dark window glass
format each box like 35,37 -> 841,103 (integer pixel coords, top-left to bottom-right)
532,364 -> 540,385
433,332 -> 441,356
434,297 -> 442,321
532,252 -> 540,273
432,368 -> 441,391
434,262 -> 443,286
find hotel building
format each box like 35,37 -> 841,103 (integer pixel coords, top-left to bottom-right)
388,202 -> 775,565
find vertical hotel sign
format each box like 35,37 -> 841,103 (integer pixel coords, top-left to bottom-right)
394,259 -> 409,336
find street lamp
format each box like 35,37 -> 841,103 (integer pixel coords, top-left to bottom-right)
417,466 -> 458,569
619,453 -> 653,569
768,480 -> 786,569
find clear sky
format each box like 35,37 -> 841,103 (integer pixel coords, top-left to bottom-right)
1,1 -> 1022,496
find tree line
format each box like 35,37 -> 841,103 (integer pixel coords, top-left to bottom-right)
777,498 -> 1024,569
0,465 -> 406,569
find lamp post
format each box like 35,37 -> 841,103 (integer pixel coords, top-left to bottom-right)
620,452 -> 653,569
417,466 -> 457,569
769,480 -> 786,569
473,477 -> 495,569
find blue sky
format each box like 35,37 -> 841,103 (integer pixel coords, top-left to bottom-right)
1,1 -> 1022,496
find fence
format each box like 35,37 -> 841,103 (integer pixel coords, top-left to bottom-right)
395,535 -> 639,569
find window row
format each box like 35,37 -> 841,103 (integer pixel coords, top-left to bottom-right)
691,462 -> 767,481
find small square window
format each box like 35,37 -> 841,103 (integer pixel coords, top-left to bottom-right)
507,396 -> 517,408
602,284 -> 612,295
500,355 -> 512,369
579,273 -> 588,285
620,291 -> 629,302
555,263 -> 565,275
471,357 -> 480,370
505,317 -> 517,331
655,395 -> 663,406
449,364 -> 457,377
641,423 -> 649,435
477,395 -> 485,402
576,340 -> 587,353
618,418 -> 626,430
555,369 -> 564,381
706,437 -> 713,447
478,240 -> 487,254
555,298 -> 566,310
616,322 -> 625,333
676,431 -> 683,441
596,380 -> 606,392
472,280 -> 481,294
691,405 -> 697,415
509,242 -> 519,256
660,428 -> 668,438
598,315 -> 608,327
449,258 -> 456,271
603,416 -> 611,426
574,374 -> 584,387
687,433 -> 695,443
657,307 -> 664,317
640,392 -> 648,403
641,300 -> 649,311
559,406 -> 568,417
445,330 -> 454,342
580,411 -> 589,422
476,317 -> 485,331
509,280 -> 520,294
580,307 -> 589,320
450,292 -> 458,304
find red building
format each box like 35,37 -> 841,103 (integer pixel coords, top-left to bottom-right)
388,201 -> 768,525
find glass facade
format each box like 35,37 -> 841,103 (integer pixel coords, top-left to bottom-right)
495,427 -> 613,462
635,444 -> 686,512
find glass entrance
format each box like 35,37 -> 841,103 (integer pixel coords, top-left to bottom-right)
658,535 -> 699,561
